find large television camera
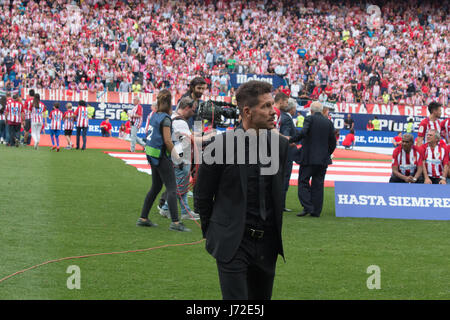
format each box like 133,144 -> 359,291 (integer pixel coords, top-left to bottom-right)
197,100 -> 239,128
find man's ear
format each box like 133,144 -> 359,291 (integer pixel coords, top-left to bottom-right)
242,106 -> 251,118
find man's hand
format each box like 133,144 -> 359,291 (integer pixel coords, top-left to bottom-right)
404,176 -> 415,183
424,177 -> 432,184
439,178 -> 447,185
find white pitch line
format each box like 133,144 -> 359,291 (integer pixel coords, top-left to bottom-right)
108,153 -> 147,158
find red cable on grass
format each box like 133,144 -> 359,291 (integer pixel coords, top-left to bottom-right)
0,239 -> 205,284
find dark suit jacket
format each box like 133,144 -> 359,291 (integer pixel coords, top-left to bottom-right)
290,112 -> 336,166
194,129 -> 288,263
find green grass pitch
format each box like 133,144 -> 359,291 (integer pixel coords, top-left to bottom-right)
0,145 -> 448,299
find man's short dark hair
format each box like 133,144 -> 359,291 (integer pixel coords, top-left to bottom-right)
79,100 -> 86,107
428,102 -> 441,114
235,80 -> 273,111
274,92 -> 288,103
29,89 -> 35,97
189,77 -> 207,92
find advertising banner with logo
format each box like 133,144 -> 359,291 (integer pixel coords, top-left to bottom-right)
335,182 -> 450,220
229,73 -> 287,89
330,112 -> 424,132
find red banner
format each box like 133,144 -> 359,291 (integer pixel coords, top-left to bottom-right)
21,89 -> 447,117
21,88 -> 233,107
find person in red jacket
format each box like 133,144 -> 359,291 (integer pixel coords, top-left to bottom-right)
100,118 -> 112,137
342,129 -> 355,149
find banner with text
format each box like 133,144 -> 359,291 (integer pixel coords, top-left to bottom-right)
229,73 -> 287,89
335,182 -> 450,220
336,129 -> 417,147
330,113 -> 425,132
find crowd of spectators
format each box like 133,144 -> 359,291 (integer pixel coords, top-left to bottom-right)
0,0 -> 448,106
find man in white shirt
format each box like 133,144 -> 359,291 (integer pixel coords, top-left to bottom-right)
160,97 -> 200,220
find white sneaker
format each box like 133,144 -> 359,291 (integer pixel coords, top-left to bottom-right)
181,212 -> 200,220
157,205 -> 170,218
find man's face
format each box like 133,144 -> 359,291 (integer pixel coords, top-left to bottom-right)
401,137 -> 413,152
426,130 -> 437,144
432,107 -> 442,118
279,98 -> 288,110
246,93 -> 276,130
193,84 -> 207,99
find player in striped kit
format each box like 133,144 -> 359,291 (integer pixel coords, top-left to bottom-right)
23,89 -> 35,145
389,133 -> 424,183
421,129 -> 448,185
440,117 -> 450,144
4,94 -> 24,147
49,103 -> 63,152
74,100 -> 89,150
30,93 -> 46,150
128,97 -> 145,152
416,102 -> 442,147
63,103 -> 75,149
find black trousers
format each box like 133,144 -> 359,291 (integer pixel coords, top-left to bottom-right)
140,155 -> 179,222
216,227 -> 278,300
76,126 -> 88,149
297,164 -> 327,216
8,123 -> 21,146
389,175 -> 424,183
101,128 -> 110,137
282,159 -> 293,208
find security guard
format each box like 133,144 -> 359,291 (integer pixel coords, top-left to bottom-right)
406,118 -> 414,133
372,116 -> 381,131
296,113 -> 305,129
87,104 -> 95,119
120,109 -> 129,122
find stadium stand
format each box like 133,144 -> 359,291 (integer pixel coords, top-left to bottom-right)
0,0 -> 448,107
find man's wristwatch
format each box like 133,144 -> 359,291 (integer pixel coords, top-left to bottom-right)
412,177 -> 417,182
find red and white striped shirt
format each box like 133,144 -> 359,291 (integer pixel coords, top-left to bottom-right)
31,102 -> 46,124
49,109 -> 63,130
24,97 -> 34,120
421,143 -> 449,178
391,145 -> 423,177
129,104 -> 143,129
440,118 -> 450,143
63,110 -> 75,130
6,100 -> 24,124
418,117 -> 441,138
75,106 -> 89,128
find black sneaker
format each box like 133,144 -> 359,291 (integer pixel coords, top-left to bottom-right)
136,218 -> 158,227
169,222 -> 191,232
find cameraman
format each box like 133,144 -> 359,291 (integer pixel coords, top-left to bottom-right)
180,77 -> 207,128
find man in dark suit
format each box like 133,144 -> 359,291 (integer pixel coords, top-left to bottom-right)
289,101 -> 336,217
278,98 -> 299,212
194,81 -> 288,300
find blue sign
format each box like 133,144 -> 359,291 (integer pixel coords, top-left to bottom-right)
330,112 -> 423,132
229,73 -> 287,89
335,182 -> 450,221
337,129 -> 416,148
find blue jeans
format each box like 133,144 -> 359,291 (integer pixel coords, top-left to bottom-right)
162,163 -> 192,215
